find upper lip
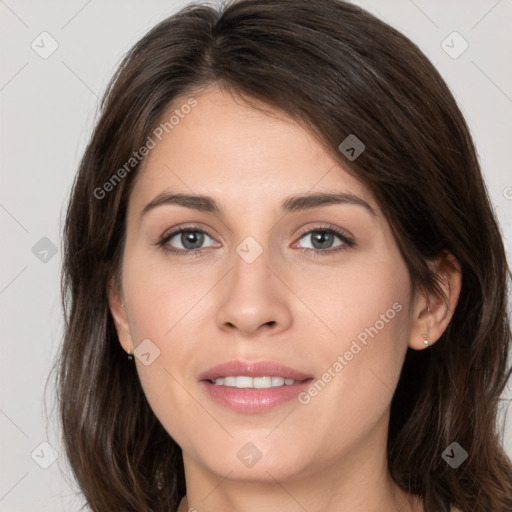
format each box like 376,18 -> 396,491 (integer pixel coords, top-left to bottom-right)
198,360 -> 314,382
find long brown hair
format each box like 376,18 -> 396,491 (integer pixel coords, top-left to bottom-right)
56,0 -> 512,510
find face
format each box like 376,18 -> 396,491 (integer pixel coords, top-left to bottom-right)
110,85 -> 417,483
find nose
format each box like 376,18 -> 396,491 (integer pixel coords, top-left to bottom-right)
215,247 -> 293,338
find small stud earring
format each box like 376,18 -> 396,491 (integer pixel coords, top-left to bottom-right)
423,335 -> 429,347
127,348 -> 133,361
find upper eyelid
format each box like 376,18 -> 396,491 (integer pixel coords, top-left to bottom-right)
162,224 -> 215,240
295,224 -> 351,238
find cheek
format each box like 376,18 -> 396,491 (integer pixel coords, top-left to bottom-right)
120,249 -> 216,439
294,251 -> 411,353
296,257 -> 412,433
122,244 -> 208,342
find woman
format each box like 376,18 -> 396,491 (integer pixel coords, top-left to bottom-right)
57,0 -> 512,510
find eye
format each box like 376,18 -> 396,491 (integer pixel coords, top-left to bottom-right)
156,224 -> 354,257
157,226 -> 219,256
293,225 -> 354,256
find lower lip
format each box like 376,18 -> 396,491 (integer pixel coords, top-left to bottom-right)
199,379 -> 313,413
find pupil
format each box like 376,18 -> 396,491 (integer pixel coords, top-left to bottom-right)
182,231 -> 203,249
312,231 -> 332,249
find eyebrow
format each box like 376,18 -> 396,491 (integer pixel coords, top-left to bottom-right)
140,191 -> 377,218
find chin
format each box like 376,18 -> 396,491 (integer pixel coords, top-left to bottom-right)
191,440 -> 316,483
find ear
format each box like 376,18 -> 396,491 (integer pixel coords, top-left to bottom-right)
408,251 -> 462,350
107,276 -> 134,355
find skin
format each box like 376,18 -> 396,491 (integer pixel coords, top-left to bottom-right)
109,84 -> 461,512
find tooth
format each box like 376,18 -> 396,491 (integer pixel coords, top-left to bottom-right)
271,376 -> 285,386
211,376 -> 300,387
253,376 -> 272,389
235,376 -> 253,388
223,376 -> 237,386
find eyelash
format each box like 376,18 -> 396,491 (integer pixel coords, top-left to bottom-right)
156,223 -> 355,258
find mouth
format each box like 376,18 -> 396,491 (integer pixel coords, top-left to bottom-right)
198,360 -> 314,413
207,376 -> 310,388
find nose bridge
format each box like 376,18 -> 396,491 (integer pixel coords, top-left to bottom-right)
233,235 -> 271,291
230,234 -> 276,308
215,233 -> 292,336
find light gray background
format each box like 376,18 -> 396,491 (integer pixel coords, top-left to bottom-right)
1,0 -> 511,510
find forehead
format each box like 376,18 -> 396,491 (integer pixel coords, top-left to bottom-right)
128,86 -> 376,216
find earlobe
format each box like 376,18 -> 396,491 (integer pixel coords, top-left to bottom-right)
408,251 -> 462,351
107,276 -> 134,355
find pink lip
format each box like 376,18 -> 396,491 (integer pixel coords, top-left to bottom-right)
197,360 -> 314,382
198,360 -> 314,413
